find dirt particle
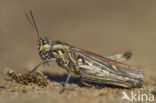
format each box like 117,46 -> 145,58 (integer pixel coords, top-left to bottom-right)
105,91 -> 112,96
0,85 -> 6,89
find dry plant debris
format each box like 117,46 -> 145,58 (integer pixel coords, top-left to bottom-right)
7,70 -> 49,87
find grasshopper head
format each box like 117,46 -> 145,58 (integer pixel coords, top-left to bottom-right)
25,10 -> 55,61
37,36 -> 53,60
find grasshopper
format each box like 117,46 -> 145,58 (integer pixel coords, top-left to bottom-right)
25,10 -> 143,91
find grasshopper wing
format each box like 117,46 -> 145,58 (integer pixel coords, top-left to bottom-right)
69,48 -> 144,88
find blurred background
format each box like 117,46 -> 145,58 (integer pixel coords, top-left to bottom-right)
0,0 -> 156,82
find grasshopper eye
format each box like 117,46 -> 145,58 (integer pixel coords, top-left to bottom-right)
43,44 -> 51,51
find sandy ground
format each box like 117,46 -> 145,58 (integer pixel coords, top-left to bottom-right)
1,0 -> 156,103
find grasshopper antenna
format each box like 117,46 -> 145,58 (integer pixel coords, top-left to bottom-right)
25,10 -> 40,40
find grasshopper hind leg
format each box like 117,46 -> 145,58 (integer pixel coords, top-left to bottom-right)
80,78 -> 105,87
80,79 -> 94,87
